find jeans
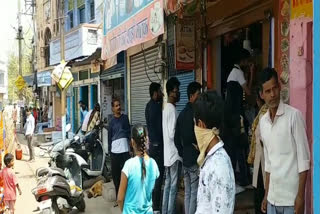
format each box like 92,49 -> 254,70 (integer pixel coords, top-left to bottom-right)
149,143 -> 164,211
111,152 -> 130,198
26,135 -> 34,160
267,203 -> 294,214
184,165 -> 199,214
162,160 -> 182,214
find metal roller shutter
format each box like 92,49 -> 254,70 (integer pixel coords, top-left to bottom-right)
175,71 -> 195,113
100,64 -> 125,80
130,46 -> 162,125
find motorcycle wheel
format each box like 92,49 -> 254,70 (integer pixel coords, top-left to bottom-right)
75,198 -> 86,212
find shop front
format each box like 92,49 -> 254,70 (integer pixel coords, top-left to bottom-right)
100,51 -> 126,122
101,0 -> 165,125
37,70 -> 53,108
70,64 -> 100,132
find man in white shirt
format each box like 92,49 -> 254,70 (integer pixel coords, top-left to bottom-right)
259,68 -> 310,214
225,48 -> 254,193
193,91 -> 235,214
162,77 -> 182,214
227,48 -> 254,95
25,108 -> 35,161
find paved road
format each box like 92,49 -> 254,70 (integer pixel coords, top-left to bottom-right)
14,134 -> 121,214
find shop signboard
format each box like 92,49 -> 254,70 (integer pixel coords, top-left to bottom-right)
175,18 -> 195,70
291,0 -> 313,19
101,0 -> 164,60
37,71 -> 52,87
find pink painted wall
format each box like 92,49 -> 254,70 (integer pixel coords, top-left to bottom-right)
289,17 -> 313,213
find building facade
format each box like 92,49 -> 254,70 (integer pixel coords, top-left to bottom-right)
0,60 -> 8,109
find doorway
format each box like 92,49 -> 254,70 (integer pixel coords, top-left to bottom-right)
72,87 -> 79,132
90,84 -> 98,109
80,86 -> 89,109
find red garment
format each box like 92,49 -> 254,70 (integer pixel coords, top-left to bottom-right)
0,168 -> 17,201
33,110 -> 38,122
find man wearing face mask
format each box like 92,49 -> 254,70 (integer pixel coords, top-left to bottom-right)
162,77 -> 182,214
145,82 -> 164,213
194,91 -> 235,214
108,97 -> 131,206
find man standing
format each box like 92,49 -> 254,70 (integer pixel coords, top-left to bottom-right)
108,98 -> 130,205
162,77 -> 182,214
258,68 -> 310,214
79,101 -> 88,126
174,82 -> 201,214
224,48 -> 254,192
193,91 -> 235,214
145,82 -> 164,213
24,109 -> 35,162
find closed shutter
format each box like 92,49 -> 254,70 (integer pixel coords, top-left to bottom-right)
130,46 -> 162,125
175,71 -> 195,113
100,64 -> 125,80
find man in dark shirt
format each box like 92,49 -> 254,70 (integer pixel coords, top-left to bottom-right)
145,82 -> 164,213
174,82 -> 201,214
108,97 -> 131,205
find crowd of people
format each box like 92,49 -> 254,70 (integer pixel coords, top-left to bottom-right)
0,50 -> 310,214
107,59 -> 310,214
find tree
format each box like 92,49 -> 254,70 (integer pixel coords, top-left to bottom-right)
7,25 -> 34,105
7,49 -> 33,104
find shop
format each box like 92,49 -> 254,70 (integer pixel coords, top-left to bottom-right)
128,44 -> 165,125
100,51 -> 126,122
204,0 -> 274,95
69,64 -> 100,132
37,70 -> 53,109
167,17 -> 196,113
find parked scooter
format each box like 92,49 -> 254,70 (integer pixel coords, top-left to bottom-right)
49,122 -> 110,185
32,157 -> 86,213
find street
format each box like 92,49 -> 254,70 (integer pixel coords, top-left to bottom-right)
14,134 -> 121,214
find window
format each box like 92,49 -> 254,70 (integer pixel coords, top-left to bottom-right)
44,0 -> 51,20
68,0 -> 74,11
44,28 -> 52,67
77,0 -> 85,7
79,6 -> 86,24
69,11 -> 74,29
88,29 -> 98,44
90,0 -> 95,21
0,73 -> 4,85
79,70 -> 89,80
68,0 -> 74,30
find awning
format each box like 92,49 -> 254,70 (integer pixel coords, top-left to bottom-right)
72,48 -> 102,67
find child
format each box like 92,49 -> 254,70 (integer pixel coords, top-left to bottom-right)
117,124 -> 159,214
0,153 -> 22,214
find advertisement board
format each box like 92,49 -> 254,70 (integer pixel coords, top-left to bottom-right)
102,0 -> 164,59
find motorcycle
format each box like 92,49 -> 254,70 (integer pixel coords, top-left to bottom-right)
49,122 -> 110,185
32,157 -> 86,213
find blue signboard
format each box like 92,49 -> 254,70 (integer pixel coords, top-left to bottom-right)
103,0 -> 154,35
37,71 -> 52,87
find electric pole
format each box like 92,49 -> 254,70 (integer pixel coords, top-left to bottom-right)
17,0 -> 23,76
59,0 -> 67,148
